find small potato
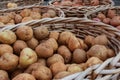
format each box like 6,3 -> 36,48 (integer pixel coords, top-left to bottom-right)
59,31 -> 73,45
19,48 -> 37,68
73,49 -> 87,63
32,8 -> 41,13
50,62 -> 67,76
78,63 -> 87,70
49,31 -> 59,40
0,30 -> 16,44
0,53 -> 19,70
34,26 -> 49,40
0,70 -> 9,80
47,54 -> 64,67
13,40 -> 28,55
26,37 -> 39,50
6,12 -> 16,19
58,45 -> 71,63
0,44 -> 13,56
84,35 -> 95,46
8,19 -> 15,24
42,13 -> 51,18
107,48 -> 115,58
35,43 -> 53,58
16,26 -> 33,41
67,64 -> 83,74
14,14 -> 22,24
78,38 -> 88,50
0,16 -> 11,24
37,58 -> 47,66
30,12 -> 41,19
68,35 -> 80,51
47,9 -> 57,18
22,17 -> 33,23
20,9 -> 31,18
7,2 -> 17,9
54,71 -> 70,79
12,73 -> 36,80
32,66 -> 52,80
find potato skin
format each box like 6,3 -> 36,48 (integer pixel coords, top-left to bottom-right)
20,9 -> 31,18
0,44 -> 13,56
54,71 -> 70,79
14,14 -> 22,24
0,70 -> 9,80
0,53 -> 19,70
12,73 -> 36,80
49,31 -> 59,40
32,66 -> 52,80
16,26 -> 33,41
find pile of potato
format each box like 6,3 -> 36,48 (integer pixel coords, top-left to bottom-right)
0,8 -> 57,26
52,0 -> 110,7
0,26 -> 115,80
91,9 -> 120,30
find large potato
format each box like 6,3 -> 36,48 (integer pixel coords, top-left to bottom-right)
0,70 -> 9,80
0,30 -> 16,44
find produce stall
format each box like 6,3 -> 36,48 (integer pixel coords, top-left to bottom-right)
0,0 -> 120,80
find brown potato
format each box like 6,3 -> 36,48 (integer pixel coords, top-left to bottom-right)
86,57 -> 103,67
20,9 -> 31,17
14,14 -> 22,24
0,30 -> 16,44
26,37 -> 39,50
35,42 -> 53,58
13,40 -> 28,55
0,53 -> 18,70
22,17 -> 33,23
59,31 -> 73,45
30,12 -> 41,19
78,38 -> 88,50
37,58 -> 47,66
0,70 -> 9,80
49,31 -> 59,40
54,71 -> 70,79
58,45 -> 71,63
47,54 -> 64,67
78,63 -> 87,70
32,8 -> 41,13
87,45 -> 108,61
8,19 -> 15,24
47,9 -> 57,18
0,16 -> 11,24
6,12 -> 16,19
42,13 -> 51,18
97,12 -> 106,21
32,66 -> 52,80
7,2 -> 17,9
68,35 -> 80,51
61,1 -> 73,6
0,44 -> 13,56
19,48 -> 37,68
73,49 -> 87,63
107,9 -> 116,19
16,26 -> 33,41
12,73 -> 36,80
107,48 -> 115,58
84,35 -> 95,46
50,62 -> 67,76
34,26 -> 49,40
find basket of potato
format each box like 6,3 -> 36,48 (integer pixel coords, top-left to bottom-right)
0,17 -> 120,80
86,6 -> 120,31
0,0 -> 44,9
48,0 -> 114,18
0,5 -> 64,28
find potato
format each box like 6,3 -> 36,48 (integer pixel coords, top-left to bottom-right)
61,1 -> 73,6
0,16 -> 11,24
67,64 -> 83,73
73,49 -> 87,63
59,31 -> 73,45
49,31 -> 59,40
32,8 -> 41,13
32,66 -> 52,80
13,40 -> 28,55
87,45 -> 108,61
47,9 -> 57,18
12,73 -> 36,80
6,12 -> 16,19
34,26 -> 49,40
68,35 -> 80,51
84,35 -> 95,46
7,2 -> 17,9
50,62 -> 67,76
16,26 -> 33,41
0,53 -> 18,70
0,70 -> 9,80
37,58 -> 47,66
0,30 -> 16,44
30,12 -> 41,19
58,45 -> 71,63
42,13 -> 51,18
86,57 -> 103,67
35,42 -> 53,58
97,12 -> 106,21
78,63 -> 87,70
14,14 -> 22,24
46,38 -> 58,51
0,44 -> 13,56
19,48 -> 37,68
78,38 -> 88,50
54,71 -> 70,79
20,9 -> 31,18
47,54 -> 64,67
26,37 -> 39,50
22,17 -> 33,23
107,48 -> 115,58
8,19 -> 15,24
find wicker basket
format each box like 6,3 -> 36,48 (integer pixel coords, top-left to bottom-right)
0,0 -> 44,9
1,17 -> 120,80
0,5 -> 64,28
86,6 -> 120,30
